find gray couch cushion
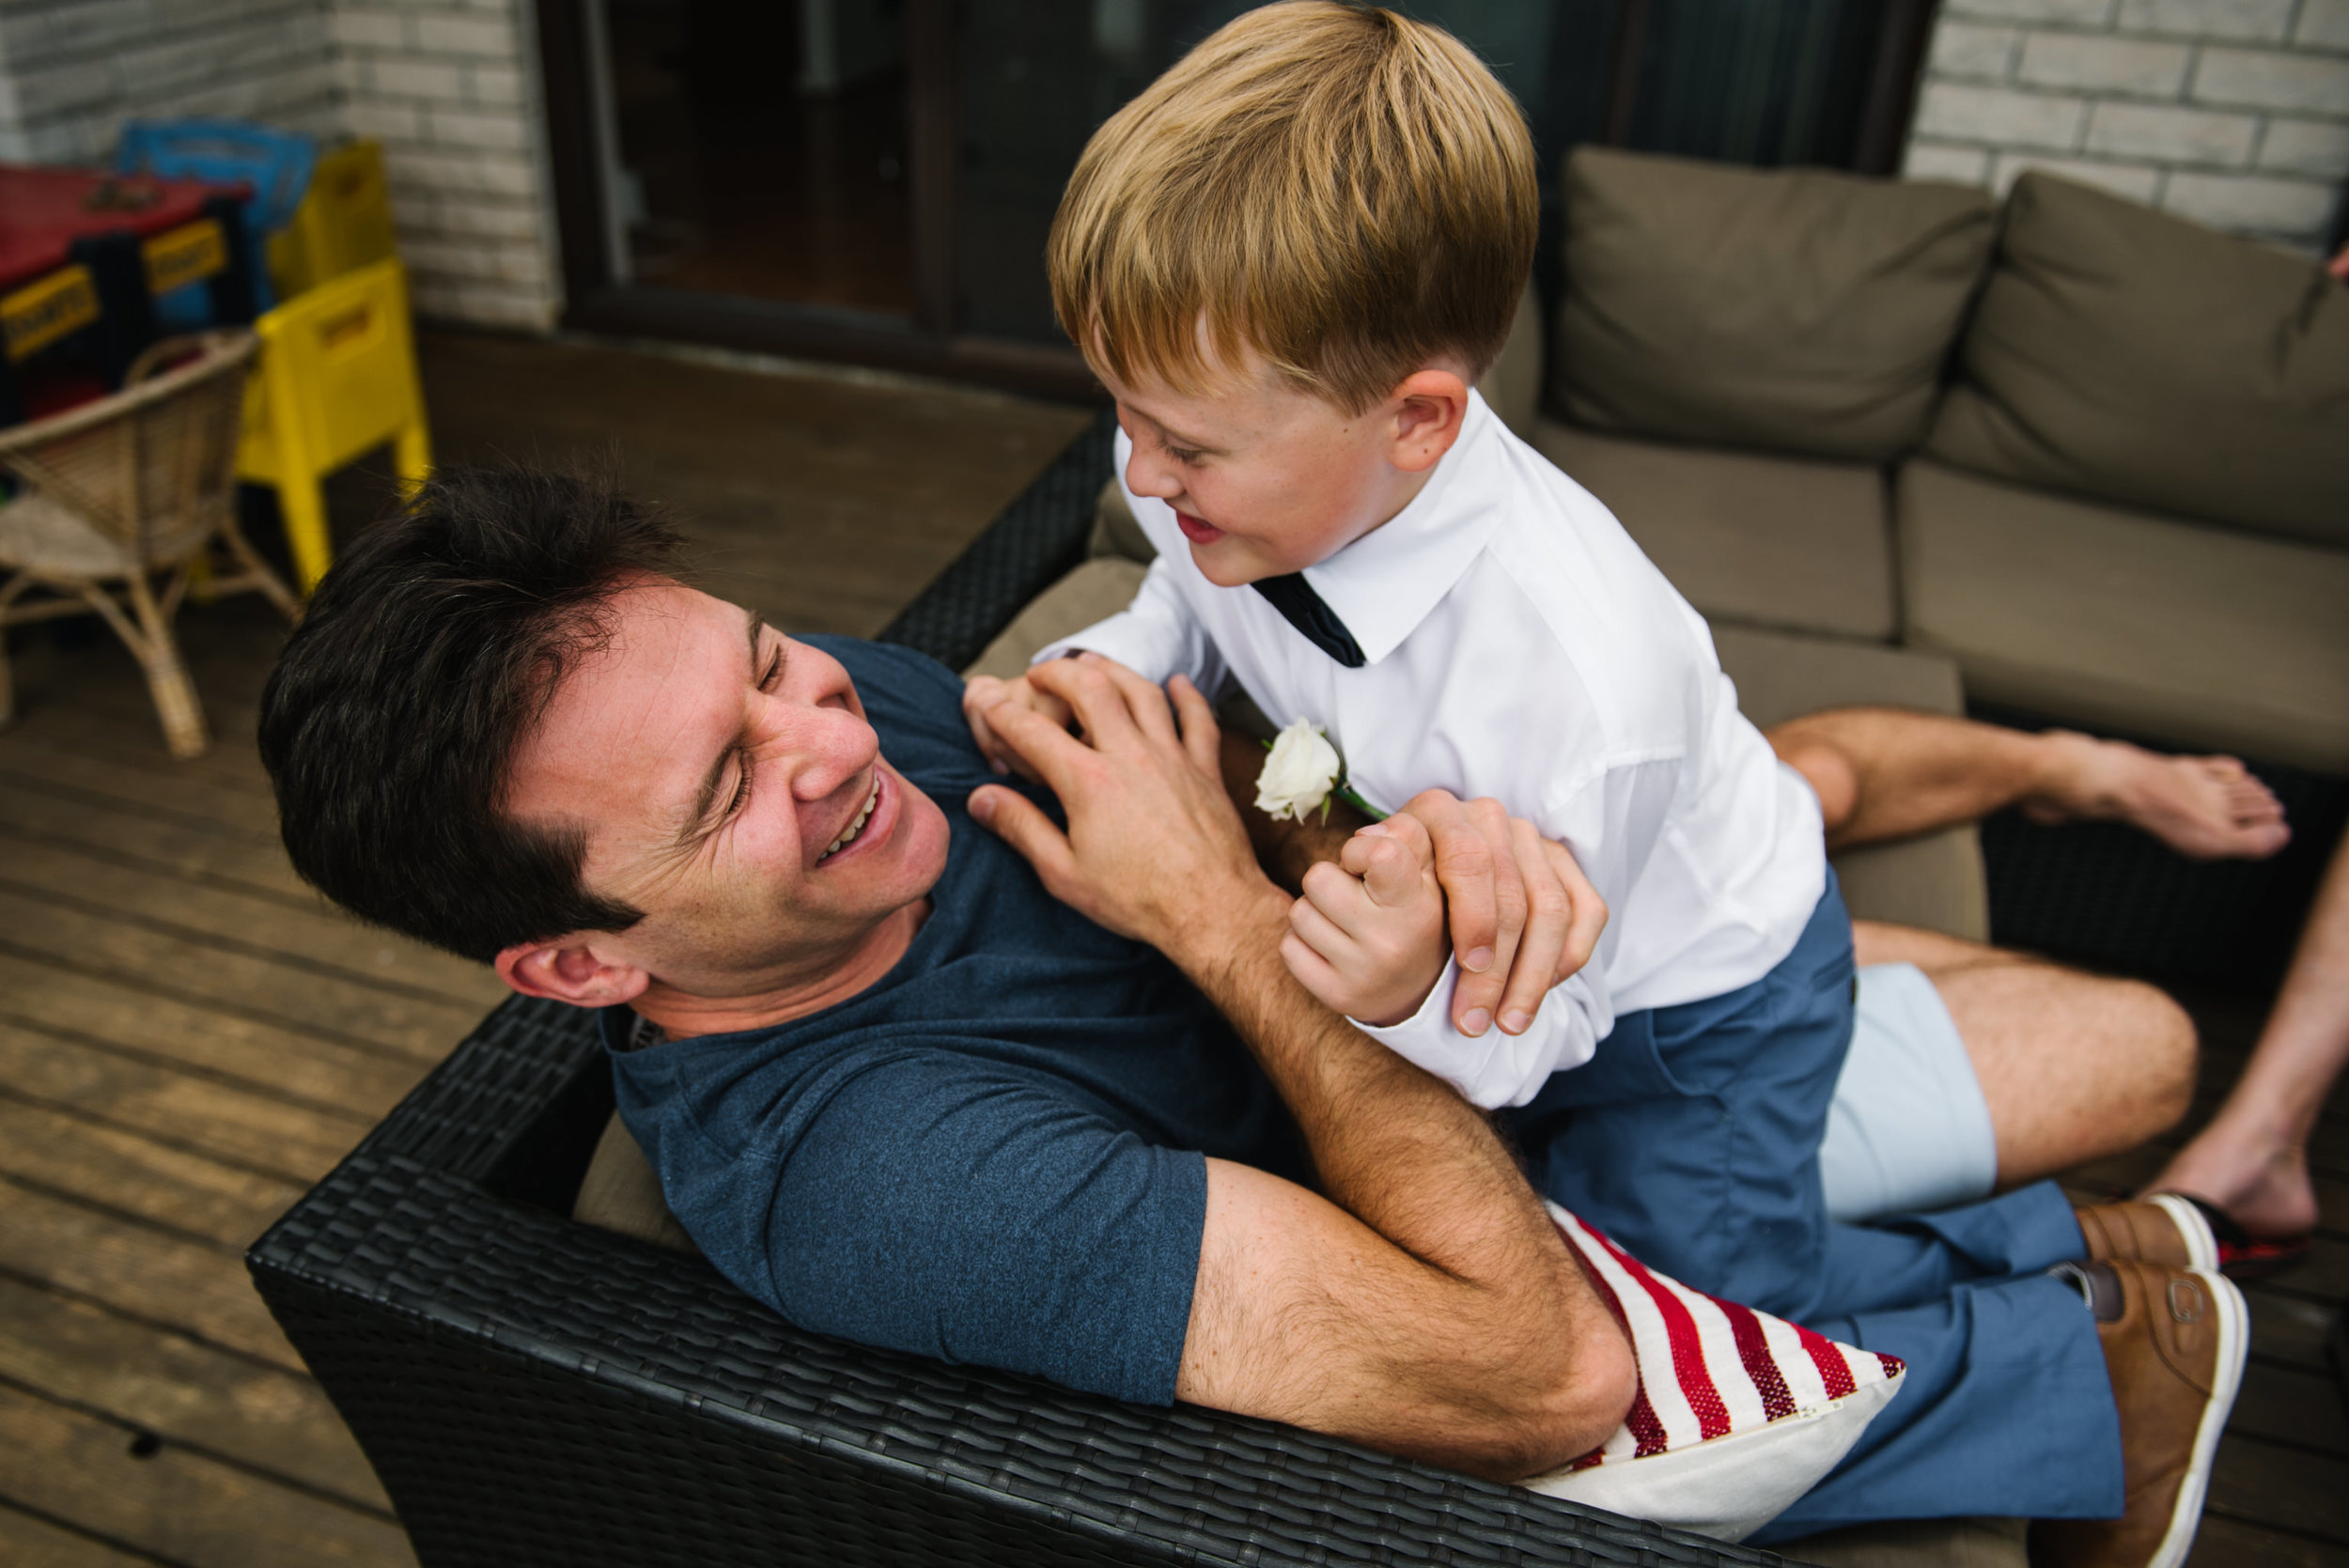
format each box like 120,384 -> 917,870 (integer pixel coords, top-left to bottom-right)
576,1112 -> 694,1253
964,556 -> 1151,682
1536,420 -> 1896,642
1713,623 -> 1988,943
1926,173 -> 2349,548
1899,459 -> 2349,772
1554,146 -> 1995,462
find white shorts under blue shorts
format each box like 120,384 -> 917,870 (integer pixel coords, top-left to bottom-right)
1817,961 -> 1999,1223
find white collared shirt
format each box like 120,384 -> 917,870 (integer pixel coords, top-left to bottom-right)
1040,392 -> 1826,1108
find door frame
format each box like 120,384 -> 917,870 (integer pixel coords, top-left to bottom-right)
533,0 -> 1097,400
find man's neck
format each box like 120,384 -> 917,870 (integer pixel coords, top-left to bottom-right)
630,898 -> 931,1041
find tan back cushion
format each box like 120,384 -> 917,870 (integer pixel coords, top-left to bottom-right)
1925,173 -> 2349,546
1553,147 -> 1994,462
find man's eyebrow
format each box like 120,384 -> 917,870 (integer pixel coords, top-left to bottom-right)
677,609 -> 769,845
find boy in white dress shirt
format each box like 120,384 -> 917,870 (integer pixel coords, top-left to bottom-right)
959,7 -> 2241,1555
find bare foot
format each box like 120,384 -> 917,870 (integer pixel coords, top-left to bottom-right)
2020,732 -> 2291,861
2149,1132 -> 2319,1240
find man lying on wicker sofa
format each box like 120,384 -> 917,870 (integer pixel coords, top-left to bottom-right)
258,465 -> 2236,1560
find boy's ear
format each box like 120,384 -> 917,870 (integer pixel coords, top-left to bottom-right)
1386,368 -> 1471,474
495,936 -> 653,1008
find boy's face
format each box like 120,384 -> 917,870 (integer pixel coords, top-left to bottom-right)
1098,350 -> 1468,587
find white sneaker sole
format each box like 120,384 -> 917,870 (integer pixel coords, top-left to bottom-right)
2146,1192 -> 2221,1272
2145,1267 -> 2247,1568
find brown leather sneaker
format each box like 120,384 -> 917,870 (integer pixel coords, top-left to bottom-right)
2033,1260 -> 2246,1568
2075,1196 -> 2218,1272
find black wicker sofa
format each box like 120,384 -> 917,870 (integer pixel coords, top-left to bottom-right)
245,415 -> 1791,1568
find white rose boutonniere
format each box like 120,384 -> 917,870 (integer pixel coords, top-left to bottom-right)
1254,719 -> 1384,825
1256,720 -> 1342,823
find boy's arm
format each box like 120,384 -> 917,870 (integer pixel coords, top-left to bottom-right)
1219,729 -> 1608,1050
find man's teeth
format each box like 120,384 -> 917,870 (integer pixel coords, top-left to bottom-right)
821,779 -> 881,861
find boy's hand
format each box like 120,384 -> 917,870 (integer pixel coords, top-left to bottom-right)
1282,815 -> 1449,1027
964,671 -> 1075,782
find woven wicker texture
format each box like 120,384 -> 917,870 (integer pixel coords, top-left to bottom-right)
876,409 -> 1116,672
250,997 -> 1781,1568
0,330 -> 298,756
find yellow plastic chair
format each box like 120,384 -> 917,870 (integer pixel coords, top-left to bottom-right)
237,256 -> 430,592
268,139 -> 397,301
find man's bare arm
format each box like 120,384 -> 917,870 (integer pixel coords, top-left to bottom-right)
972,657 -> 1633,1478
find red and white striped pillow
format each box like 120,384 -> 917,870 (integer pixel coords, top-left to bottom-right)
1522,1205 -> 1906,1542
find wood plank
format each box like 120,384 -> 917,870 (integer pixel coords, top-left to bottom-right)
0,735 -> 282,837
5,699 -> 278,798
0,1501 -> 155,1567
0,831 -> 505,1010
0,1021 -> 365,1187
0,774 -> 312,903
0,950 -> 422,1120
0,886 -> 480,1063
0,1382 -> 412,1568
2191,1514 -> 2349,1568
2246,1284 -> 2340,1372
2206,1432 -> 2349,1544
0,1096 -> 303,1250
0,1278 -> 386,1511
2231,1358 -> 2349,1457
0,1176 -> 302,1372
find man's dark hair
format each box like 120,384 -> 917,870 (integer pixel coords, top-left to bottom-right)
259,463 -> 685,963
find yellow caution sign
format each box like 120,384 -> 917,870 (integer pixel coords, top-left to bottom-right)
1,263 -> 101,362
142,217 -> 227,296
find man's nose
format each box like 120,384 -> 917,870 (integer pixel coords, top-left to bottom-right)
760,698 -> 877,801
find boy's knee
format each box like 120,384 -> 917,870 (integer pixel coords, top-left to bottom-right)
2112,979 -> 2198,1134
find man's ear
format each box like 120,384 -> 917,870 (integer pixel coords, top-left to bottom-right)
494,936 -> 652,1008
1386,368 -> 1471,474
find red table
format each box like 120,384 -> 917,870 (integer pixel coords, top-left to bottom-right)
0,164 -> 255,422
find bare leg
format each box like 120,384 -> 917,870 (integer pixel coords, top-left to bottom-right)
2148,833 -> 2349,1237
1771,708 -> 2289,862
1853,920 -> 2198,1189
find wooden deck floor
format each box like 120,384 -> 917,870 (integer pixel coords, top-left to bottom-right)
0,329 -> 1088,1567
0,329 -> 2341,1565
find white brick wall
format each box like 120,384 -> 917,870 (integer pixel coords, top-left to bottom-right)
0,0 -> 560,329
1904,0 -> 2349,252
0,0 -> 337,163
332,0 -> 559,329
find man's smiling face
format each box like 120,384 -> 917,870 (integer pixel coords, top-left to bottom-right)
502,576 -> 949,1001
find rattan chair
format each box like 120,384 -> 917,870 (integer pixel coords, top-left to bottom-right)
0,330 -> 297,758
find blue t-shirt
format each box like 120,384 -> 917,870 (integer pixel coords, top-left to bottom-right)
605,636 -> 1311,1405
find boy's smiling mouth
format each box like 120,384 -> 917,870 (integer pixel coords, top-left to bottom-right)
1174,511 -> 1224,545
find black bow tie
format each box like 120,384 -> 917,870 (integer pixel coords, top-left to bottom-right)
1252,573 -> 1365,668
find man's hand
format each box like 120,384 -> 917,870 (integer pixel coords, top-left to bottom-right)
1392,789 -> 1606,1039
962,670 -> 1075,783
967,654 -> 1282,965
1283,816 -> 1449,1027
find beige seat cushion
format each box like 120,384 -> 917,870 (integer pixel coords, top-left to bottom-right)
1713,623 -> 1988,943
1899,458 -> 2349,772
1535,420 -> 1896,643
1926,172 -> 2349,548
0,491 -> 136,578
574,1111 -> 694,1253
963,556 -> 1151,682
1554,146 -> 1994,463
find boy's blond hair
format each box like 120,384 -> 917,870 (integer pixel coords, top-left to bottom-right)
1049,2 -> 1536,414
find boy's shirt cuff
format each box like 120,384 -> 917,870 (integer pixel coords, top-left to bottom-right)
1352,958 -> 1603,1110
